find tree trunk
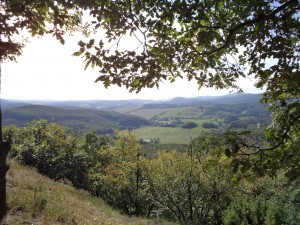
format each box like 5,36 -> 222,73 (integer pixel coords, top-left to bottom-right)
0,141 -> 10,221
0,37 -> 10,222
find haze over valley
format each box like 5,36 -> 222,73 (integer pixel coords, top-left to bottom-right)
3,93 -> 268,144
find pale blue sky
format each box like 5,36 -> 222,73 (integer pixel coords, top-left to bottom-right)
2,35 -> 261,101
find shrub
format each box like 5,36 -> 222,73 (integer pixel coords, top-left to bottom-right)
182,122 -> 198,129
202,122 -> 218,129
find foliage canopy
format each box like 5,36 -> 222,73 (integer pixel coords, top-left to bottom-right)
1,0 -> 300,179
73,0 -> 300,178
77,0 -> 299,95
5,122 -> 300,224
0,0 -> 86,61
1,0 -> 300,222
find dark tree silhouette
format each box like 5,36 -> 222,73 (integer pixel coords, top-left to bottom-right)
0,40 -> 16,221
0,0 -> 85,221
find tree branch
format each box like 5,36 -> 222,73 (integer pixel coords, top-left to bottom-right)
235,112 -> 300,157
194,0 -> 299,56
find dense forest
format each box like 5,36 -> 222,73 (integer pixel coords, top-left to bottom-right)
3,120 -> 300,224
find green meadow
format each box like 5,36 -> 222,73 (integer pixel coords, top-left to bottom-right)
134,126 -> 206,144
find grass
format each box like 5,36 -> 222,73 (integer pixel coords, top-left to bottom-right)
155,107 -> 203,119
135,126 -> 205,144
122,105 -> 258,144
3,160 -> 175,225
113,106 -> 141,114
113,107 -> 172,120
128,108 -> 172,120
135,116 -> 225,144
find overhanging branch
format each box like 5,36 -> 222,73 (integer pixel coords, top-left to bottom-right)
193,0 -> 299,56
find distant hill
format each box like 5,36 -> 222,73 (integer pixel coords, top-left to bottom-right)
1,99 -> 29,109
2,93 -> 267,143
167,93 -> 262,106
2,93 -> 262,109
48,99 -> 155,109
3,105 -> 150,135
204,93 -> 263,105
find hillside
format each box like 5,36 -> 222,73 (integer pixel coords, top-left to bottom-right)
3,160 -> 174,225
3,105 -> 150,135
2,93 -> 262,110
2,93 -> 269,144
119,97 -> 269,144
166,93 -> 263,106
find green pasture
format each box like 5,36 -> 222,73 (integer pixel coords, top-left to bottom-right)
114,105 -> 205,121
118,104 -> 262,145
126,108 -> 173,120
113,106 -> 141,114
181,118 -> 222,125
134,126 -> 205,144
156,107 -> 203,119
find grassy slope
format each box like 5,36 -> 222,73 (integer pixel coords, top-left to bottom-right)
135,126 -> 206,144
114,107 -> 172,120
133,106 -> 222,144
132,102 -> 268,144
127,108 -> 171,120
3,160 -> 174,225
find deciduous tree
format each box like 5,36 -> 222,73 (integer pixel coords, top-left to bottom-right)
75,0 -> 300,179
88,130 -> 151,215
0,0 -> 86,220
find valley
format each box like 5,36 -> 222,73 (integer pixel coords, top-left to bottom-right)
3,93 -> 270,144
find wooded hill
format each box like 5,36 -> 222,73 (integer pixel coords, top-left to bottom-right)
3,93 -> 262,110
3,105 -> 150,135
3,93 -> 269,140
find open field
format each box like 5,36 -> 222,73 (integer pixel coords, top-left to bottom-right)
135,126 -> 208,144
3,94 -> 269,145
113,106 -> 205,121
112,105 -> 141,114
125,108 -> 173,120
113,106 -> 174,120
155,106 -> 203,119
133,103 -> 267,144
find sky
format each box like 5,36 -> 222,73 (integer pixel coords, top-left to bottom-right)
2,34 -> 262,101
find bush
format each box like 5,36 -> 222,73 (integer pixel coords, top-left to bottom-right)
223,196 -> 298,225
202,122 -> 218,129
182,122 -> 198,129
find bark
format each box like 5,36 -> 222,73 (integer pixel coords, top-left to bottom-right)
0,30 -> 8,222
0,141 -> 10,222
